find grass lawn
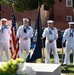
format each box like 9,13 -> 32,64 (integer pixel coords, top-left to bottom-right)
57,48 -> 74,75
2,48 -> 74,75
37,48 -> 74,75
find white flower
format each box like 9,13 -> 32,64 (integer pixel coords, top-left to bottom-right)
16,63 -> 36,75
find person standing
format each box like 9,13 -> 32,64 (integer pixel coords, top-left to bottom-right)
42,20 -> 59,64
16,18 -> 33,60
0,18 -> 11,61
62,22 -> 74,65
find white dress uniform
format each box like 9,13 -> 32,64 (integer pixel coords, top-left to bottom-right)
62,22 -> 74,65
16,25 -> 33,59
42,26 -> 59,64
0,23 -> 11,61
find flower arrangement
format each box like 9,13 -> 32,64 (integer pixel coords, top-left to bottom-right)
0,58 -> 36,75
0,58 -> 23,74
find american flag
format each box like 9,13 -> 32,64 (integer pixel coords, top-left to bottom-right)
10,9 -> 19,59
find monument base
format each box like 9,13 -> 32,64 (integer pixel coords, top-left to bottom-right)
25,63 -> 61,75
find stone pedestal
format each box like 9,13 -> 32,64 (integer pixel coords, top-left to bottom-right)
25,63 -> 61,75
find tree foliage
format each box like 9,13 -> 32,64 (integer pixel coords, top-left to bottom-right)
0,0 -> 54,12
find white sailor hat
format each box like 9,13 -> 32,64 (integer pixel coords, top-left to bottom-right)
68,22 -> 74,25
23,18 -> 29,21
47,20 -> 53,23
1,18 -> 7,21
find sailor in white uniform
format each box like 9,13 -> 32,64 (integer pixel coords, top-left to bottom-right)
62,22 -> 74,65
16,18 -> 33,60
42,20 -> 59,64
0,18 -> 11,61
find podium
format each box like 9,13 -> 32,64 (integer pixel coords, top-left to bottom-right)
25,63 -> 61,75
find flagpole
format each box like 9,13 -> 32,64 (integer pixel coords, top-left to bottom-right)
41,38 -> 45,63
12,3 -> 17,34
10,3 -> 19,59
73,7 -> 74,67
10,3 -> 15,59
62,43 -> 64,65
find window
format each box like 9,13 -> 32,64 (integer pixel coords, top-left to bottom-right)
66,0 -> 73,7
66,16 -> 72,22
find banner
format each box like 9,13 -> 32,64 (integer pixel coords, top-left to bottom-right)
26,9 -> 42,62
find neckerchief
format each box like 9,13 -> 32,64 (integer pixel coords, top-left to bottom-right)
49,28 -> 54,34
23,26 -> 30,33
1,25 -> 8,33
69,29 -> 74,37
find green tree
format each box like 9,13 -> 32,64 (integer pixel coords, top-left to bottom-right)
0,0 -> 54,11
